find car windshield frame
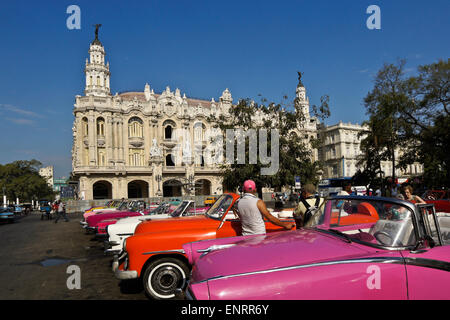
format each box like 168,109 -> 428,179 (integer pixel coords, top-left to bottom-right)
204,194 -> 234,221
169,201 -> 192,217
308,195 -> 422,250
148,202 -> 170,215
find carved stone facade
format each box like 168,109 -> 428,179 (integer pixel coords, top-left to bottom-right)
72,35 -> 234,200
72,32 -> 319,200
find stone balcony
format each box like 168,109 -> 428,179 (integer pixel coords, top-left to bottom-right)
129,136 -> 144,148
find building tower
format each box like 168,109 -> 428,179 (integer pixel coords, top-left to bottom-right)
295,71 -> 310,119
84,24 -> 111,97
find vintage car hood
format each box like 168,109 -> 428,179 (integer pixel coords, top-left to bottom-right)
191,228 -> 374,283
134,215 -> 214,234
86,211 -> 143,226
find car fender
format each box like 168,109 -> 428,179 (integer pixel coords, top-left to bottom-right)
126,228 -> 218,277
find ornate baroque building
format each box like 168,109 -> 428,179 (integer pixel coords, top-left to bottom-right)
72,32 -> 236,200
72,31 -> 318,200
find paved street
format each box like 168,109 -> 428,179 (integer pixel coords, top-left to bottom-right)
0,212 -> 146,300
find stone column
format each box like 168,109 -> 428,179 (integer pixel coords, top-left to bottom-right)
74,114 -> 82,168
119,119 -> 125,164
88,112 -> 96,166
150,156 -> 163,197
113,117 -> 118,165
106,114 -> 113,165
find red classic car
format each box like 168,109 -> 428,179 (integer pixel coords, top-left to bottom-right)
423,190 -> 450,213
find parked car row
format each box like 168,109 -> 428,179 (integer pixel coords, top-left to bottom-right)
0,203 -> 35,224
82,194 -> 450,300
0,207 -> 16,223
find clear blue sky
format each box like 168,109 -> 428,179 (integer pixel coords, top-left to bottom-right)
0,0 -> 448,177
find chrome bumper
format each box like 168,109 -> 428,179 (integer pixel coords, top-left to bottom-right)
104,240 -> 121,255
112,253 -> 138,280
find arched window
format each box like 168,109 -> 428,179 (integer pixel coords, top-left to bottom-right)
128,117 -> 143,138
96,76 -> 101,86
166,154 -> 175,167
129,148 -> 144,166
96,117 -> 105,136
82,117 -> 89,136
165,125 -> 173,140
97,148 -> 106,166
194,122 -> 206,142
83,147 -> 89,165
163,120 -> 176,140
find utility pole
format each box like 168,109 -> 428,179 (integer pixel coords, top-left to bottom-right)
391,116 -> 396,187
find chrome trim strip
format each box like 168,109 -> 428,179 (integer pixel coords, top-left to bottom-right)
197,257 -> 404,284
404,257 -> 450,272
142,249 -> 185,255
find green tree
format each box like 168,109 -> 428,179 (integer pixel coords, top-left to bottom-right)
358,58 -> 450,189
0,160 -> 55,203
215,78 -> 330,196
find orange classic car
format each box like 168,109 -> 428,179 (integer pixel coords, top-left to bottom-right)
112,192 -> 295,300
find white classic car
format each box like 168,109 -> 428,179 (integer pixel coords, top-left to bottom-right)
104,200 -> 204,255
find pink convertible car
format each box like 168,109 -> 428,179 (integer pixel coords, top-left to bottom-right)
184,196 -> 450,300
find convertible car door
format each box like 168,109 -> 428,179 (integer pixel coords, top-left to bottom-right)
402,247 -> 450,299
402,205 -> 450,300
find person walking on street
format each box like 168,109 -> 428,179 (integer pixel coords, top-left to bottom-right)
236,180 -> 294,236
54,200 -> 69,223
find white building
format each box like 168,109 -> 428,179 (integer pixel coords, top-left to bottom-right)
39,166 -> 54,188
318,121 -> 424,180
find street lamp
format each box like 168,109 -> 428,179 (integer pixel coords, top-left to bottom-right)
2,186 -> 6,208
156,174 -> 162,193
180,174 -> 196,213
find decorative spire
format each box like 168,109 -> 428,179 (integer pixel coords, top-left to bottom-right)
220,88 -> 232,103
92,24 -> 102,46
297,71 -> 304,88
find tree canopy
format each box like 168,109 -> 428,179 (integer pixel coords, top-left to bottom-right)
358,58 -> 449,189
213,83 -> 330,195
0,160 -> 55,203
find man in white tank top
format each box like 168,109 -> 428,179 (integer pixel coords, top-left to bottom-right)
236,180 -> 294,235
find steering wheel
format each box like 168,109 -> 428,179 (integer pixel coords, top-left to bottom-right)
373,231 -> 393,246
373,231 -> 404,247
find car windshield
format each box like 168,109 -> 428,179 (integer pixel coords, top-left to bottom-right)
117,202 -> 128,210
170,201 -> 192,217
149,203 -> 170,215
308,198 -> 417,248
205,194 -> 233,220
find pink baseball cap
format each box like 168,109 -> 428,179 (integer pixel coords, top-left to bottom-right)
243,180 -> 256,193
